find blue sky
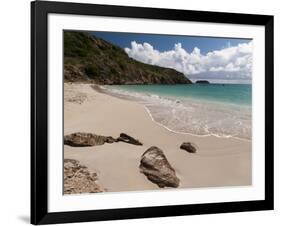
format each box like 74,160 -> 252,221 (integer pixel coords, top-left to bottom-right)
90,31 -> 250,55
89,31 -> 253,82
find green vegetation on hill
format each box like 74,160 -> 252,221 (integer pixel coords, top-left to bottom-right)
64,31 -> 192,85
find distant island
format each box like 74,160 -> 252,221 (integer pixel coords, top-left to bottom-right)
64,31 -> 192,85
195,80 -> 210,84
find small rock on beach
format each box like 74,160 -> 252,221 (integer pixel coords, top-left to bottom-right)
180,142 -> 197,153
116,133 -> 143,146
64,132 -> 116,147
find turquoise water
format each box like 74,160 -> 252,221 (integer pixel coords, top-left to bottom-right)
105,84 -> 252,139
109,84 -> 251,106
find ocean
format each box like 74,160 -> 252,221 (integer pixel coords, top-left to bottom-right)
104,84 -> 252,140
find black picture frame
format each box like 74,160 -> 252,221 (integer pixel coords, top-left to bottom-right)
31,0 -> 274,224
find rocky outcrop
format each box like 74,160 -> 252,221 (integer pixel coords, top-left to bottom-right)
139,146 -> 180,188
64,31 -> 192,85
180,142 -> 197,153
116,133 -> 143,146
64,132 -> 116,147
64,64 -> 90,83
64,159 -> 104,194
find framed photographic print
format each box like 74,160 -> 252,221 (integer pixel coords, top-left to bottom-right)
31,0 -> 274,224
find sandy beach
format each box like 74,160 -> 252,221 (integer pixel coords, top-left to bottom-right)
64,83 -> 252,193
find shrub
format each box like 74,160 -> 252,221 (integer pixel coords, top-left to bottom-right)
84,64 -> 99,78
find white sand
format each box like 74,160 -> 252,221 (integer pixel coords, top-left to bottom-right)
64,83 -> 252,192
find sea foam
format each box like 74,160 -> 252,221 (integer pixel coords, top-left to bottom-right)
103,85 -> 252,140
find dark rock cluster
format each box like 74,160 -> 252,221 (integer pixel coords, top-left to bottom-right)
64,132 -> 198,190
64,132 -> 142,147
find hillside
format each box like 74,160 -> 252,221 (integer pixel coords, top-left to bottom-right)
64,31 -> 192,85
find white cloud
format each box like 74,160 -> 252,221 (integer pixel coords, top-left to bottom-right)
124,41 -> 253,81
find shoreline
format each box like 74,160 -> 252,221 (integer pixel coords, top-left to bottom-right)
64,83 -> 252,193
91,84 -> 252,142
143,105 -> 251,142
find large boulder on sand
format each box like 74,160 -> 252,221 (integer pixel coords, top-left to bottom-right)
116,133 -> 142,146
180,142 -> 197,153
64,132 -> 116,147
139,146 -> 180,188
